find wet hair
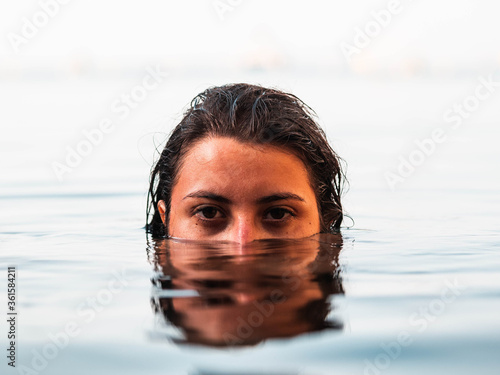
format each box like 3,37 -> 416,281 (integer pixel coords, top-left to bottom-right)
147,83 -> 345,237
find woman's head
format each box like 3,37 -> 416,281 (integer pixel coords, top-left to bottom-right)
147,83 -> 345,241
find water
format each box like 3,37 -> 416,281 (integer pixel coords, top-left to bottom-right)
2,185 -> 499,375
149,235 -> 344,348
2,73 -> 500,374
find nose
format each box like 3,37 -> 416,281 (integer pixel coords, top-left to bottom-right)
227,214 -> 260,245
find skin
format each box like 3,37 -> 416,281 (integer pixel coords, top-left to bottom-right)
158,136 -> 321,244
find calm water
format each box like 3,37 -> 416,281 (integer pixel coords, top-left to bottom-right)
2,75 -> 500,374
1,186 -> 499,375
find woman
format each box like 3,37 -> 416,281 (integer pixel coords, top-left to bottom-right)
147,83 -> 345,242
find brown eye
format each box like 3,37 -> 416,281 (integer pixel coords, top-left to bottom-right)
201,207 -> 217,219
265,208 -> 293,221
195,206 -> 224,220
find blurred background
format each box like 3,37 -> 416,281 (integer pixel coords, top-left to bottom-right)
1,0 -> 499,230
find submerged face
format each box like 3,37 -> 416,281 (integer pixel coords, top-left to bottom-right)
158,136 -> 320,243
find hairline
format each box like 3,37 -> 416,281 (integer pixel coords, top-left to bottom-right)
167,133 -> 323,225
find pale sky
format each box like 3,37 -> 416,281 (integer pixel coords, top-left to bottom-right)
1,0 -> 499,71
1,0 -> 499,193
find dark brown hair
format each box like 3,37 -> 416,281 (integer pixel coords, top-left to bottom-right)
147,83 -> 345,237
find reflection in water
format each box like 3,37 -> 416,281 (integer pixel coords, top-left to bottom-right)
148,234 -> 344,347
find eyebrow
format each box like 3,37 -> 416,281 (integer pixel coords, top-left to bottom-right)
183,190 -> 306,204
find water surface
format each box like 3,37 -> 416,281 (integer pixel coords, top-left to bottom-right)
2,76 -> 500,374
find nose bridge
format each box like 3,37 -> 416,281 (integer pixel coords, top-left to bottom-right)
233,210 -> 256,244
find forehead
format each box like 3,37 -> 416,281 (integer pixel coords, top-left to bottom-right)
173,137 -> 314,200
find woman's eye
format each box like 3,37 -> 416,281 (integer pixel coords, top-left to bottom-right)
265,208 -> 293,221
195,206 -> 223,220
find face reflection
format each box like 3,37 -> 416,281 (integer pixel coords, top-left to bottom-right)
151,234 -> 344,346
165,240 -> 324,345
159,136 -> 320,243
